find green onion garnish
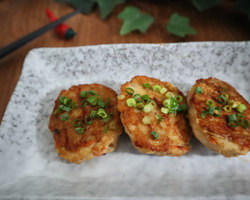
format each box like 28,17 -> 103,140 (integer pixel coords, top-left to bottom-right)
241,120 -> 249,129
59,105 -> 72,112
163,99 -> 170,108
201,111 -> 207,119
85,116 -> 93,125
141,94 -> 151,103
169,98 -> 178,110
87,96 -> 98,106
207,106 -> 215,115
232,101 -> 240,108
125,88 -> 134,95
151,131 -> 159,139
60,113 -> 69,121
216,94 -> 227,105
206,99 -> 214,107
222,93 -> 229,100
97,108 -> 108,119
97,99 -> 106,108
228,114 -> 237,122
80,91 -> 88,98
136,102 -> 144,110
126,98 -> 136,107
223,105 -> 232,112
104,124 -> 108,133
228,100 -> 234,105
143,83 -> 150,88
166,92 -> 174,98
142,116 -> 151,124
75,127 -> 85,134
229,121 -> 240,128
174,95 -> 183,103
160,87 -> 167,94
72,119 -> 82,127
237,104 -> 246,113
213,107 -> 222,117
88,90 -> 96,95
90,110 -> 97,118
102,113 -> 113,123
195,87 -> 203,94
152,85 -> 161,92
133,94 -> 141,102
59,96 -> 72,105
143,104 -> 153,113
236,113 -> 244,120
156,114 -> 163,123
161,107 -> 169,114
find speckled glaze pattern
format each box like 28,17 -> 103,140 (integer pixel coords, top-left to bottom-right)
0,42 -> 250,200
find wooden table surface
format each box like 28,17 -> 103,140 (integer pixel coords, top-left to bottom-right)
0,0 -> 249,123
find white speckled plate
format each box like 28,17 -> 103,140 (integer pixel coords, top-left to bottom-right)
0,42 -> 250,200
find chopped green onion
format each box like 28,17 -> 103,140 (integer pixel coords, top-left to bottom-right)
104,124 -> 108,133
195,87 -> 203,94
143,104 -> 153,113
228,114 -> 237,122
237,104 -> 246,113
151,131 -> 159,139
228,100 -> 234,105
85,116 -> 93,125
241,120 -> 249,129
59,105 -> 72,112
174,95 -> 183,103
80,91 -> 88,98
125,88 -> 134,95
161,107 -> 169,114
222,93 -> 229,100
87,96 -> 98,106
97,99 -> 106,108
216,94 -> 227,105
160,87 -> 167,94
206,99 -> 214,107
126,98 -> 136,107
141,94 -> 151,103
152,85 -> 161,92
60,113 -> 69,121
169,98 -> 178,110
207,106 -> 215,115
228,121 -> 240,128
59,96 -> 72,105
97,108 -> 108,119
163,99 -> 170,108
90,110 -> 97,118
223,105 -> 232,112
133,94 -> 141,102
53,107 -> 61,115
88,90 -> 96,95
142,116 -> 151,124
166,92 -> 175,98
72,119 -> 82,127
136,103 -> 144,110
75,127 -> 85,134
143,83 -> 150,88
179,104 -> 188,111
236,113 -> 244,120
232,101 -> 240,108
156,114 -> 163,123
117,95 -> 125,100
102,113 -> 113,123
213,107 -> 222,117
201,111 -> 207,119
149,101 -> 157,108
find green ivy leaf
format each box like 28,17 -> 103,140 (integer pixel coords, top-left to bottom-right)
191,0 -> 221,11
93,0 -> 125,19
235,0 -> 250,22
118,6 -> 154,35
166,13 -> 197,37
55,0 -> 95,14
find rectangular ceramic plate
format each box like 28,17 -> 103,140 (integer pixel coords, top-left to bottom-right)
0,42 -> 250,200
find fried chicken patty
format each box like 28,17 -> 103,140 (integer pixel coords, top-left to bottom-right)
49,84 -> 123,164
187,77 -> 250,157
118,76 -> 192,156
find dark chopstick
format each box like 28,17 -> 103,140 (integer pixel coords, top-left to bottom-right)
0,8 -> 82,59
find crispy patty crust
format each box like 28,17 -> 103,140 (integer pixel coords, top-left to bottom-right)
49,84 -> 123,164
187,77 -> 250,157
118,76 -> 192,156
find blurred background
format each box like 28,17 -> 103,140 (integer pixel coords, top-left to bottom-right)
0,0 -> 249,123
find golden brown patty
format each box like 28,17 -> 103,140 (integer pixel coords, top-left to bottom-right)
118,76 -> 192,156
49,84 -> 123,164
187,77 -> 250,157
